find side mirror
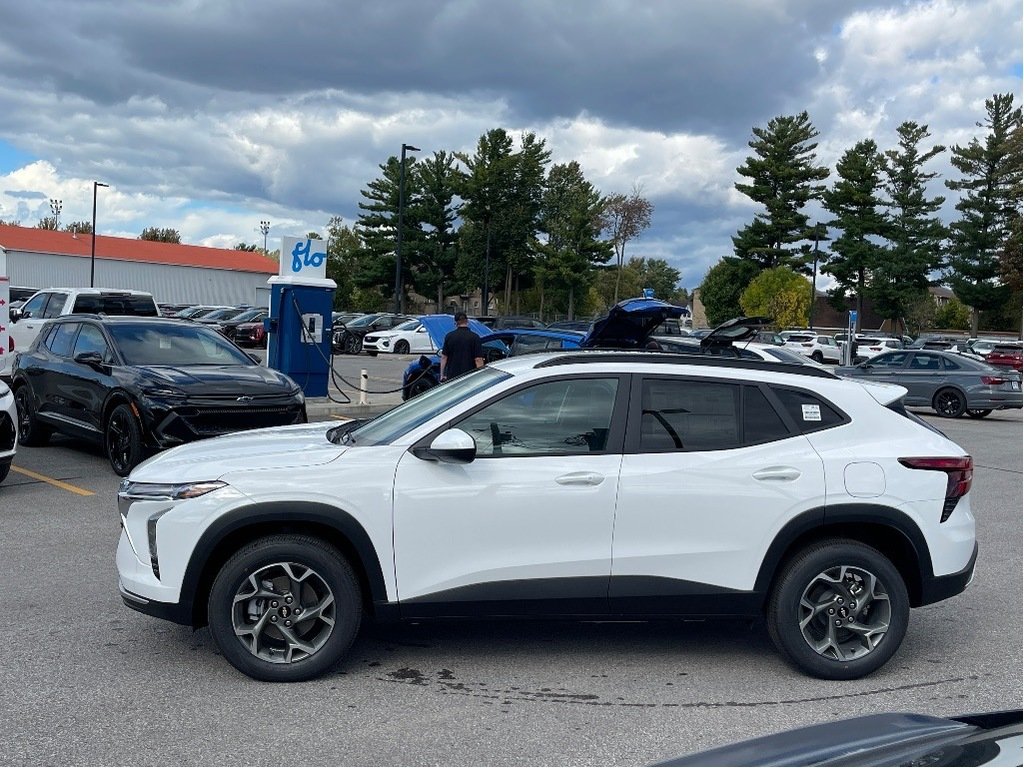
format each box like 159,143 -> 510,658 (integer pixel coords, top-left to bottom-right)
248,353 -> 262,364
9,308 -> 21,323
74,351 -> 105,369
413,428 -> 477,464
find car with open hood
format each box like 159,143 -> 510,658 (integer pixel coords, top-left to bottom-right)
402,298 -> 686,399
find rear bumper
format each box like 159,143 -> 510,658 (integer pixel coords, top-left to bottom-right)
920,541 -> 978,605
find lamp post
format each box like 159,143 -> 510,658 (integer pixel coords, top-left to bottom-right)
394,143 -> 419,314
259,220 -> 271,253
49,198 -> 62,230
90,182 -> 108,288
808,222 -> 820,330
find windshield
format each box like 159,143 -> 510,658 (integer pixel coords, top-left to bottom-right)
232,308 -> 264,322
346,314 -> 380,328
345,367 -> 510,445
109,323 -> 256,366
203,308 -> 243,321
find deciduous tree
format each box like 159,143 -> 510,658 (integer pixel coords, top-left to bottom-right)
739,267 -> 811,328
600,186 -> 653,303
140,227 -> 182,243
698,257 -> 761,327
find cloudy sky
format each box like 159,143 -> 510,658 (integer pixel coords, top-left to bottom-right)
0,0 -> 1020,290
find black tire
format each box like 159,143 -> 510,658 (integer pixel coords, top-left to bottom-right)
366,350 -> 378,357
966,409 -> 992,419
933,387 -> 967,418
344,334 -> 362,355
393,340 -> 410,355
14,386 -> 51,447
407,375 -> 437,399
811,351 -> 824,363
0,461 -> 9,484
105,403 -> 145,476
207,534 -> 362,682
767,539 -> 909,680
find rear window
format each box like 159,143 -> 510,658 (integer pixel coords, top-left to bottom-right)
73,294 -> 158,316
771,388 -> 847,433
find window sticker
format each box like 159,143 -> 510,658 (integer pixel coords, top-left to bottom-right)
801,404 -> 822,421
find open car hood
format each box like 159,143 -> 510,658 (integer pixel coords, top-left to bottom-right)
581,298 -> 686,348
698,316 -> 772,348
417,314 -> 492,349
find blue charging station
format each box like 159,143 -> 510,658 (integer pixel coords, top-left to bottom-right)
265,274 -> 336,398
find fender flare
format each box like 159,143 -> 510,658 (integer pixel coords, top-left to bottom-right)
180,501 -> 389,625
753,503 -> 934,602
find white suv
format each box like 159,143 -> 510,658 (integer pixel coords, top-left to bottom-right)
783,333 -> 842,364
0,378 -> 16,483
3,288 -> 158,376
117,352 -> 977,682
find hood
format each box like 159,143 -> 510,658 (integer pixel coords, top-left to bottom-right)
418,314 -> 492,349
128,422 -> 345,483
698,316 -> 772,348
135,364 -> 299,396
581,298 -> 686,348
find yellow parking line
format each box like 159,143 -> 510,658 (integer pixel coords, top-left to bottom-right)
10,466 -> 95,496
329,415 -> 353,421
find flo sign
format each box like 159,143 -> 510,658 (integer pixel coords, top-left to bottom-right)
279,236 -> 327,280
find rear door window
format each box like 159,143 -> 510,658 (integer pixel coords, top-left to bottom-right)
637,378 -> 741,452
72,294 -> 158,316
41,292 -> 68,318
46,322 -> 80,358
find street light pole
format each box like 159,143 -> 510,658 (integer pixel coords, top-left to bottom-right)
808,222 -> 820,330
259,220 -> 271,253
394,143 -> 419,314
49,198 -> 62,230
90,182 -> 108,288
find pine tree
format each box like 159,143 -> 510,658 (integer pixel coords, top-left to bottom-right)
821,139 -> 887,330
733,112 -> 830,271
871,122 -> 947,329
414,151 -> 461,310
945,93 -> 1023,334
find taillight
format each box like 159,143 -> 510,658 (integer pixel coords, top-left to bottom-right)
898,456 -> 973,523
981,376 -> 1006,385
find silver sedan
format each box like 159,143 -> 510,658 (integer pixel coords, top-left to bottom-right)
838,349 -> 1022,418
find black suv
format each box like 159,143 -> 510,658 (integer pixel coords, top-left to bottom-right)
12,316 -> 306,475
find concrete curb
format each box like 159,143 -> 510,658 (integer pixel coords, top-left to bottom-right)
305,397 -> 398,421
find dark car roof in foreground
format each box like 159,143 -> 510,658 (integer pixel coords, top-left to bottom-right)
655,710 -> 1022,767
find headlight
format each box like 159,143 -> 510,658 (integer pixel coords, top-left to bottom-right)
120,480 -> 227,500
143,386 -> 187,399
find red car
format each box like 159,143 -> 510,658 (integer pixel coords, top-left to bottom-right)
986,343 -> 1023,372
233,320 -> 267,348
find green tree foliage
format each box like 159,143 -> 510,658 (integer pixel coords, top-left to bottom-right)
140,227 -> 182,243
600,186 -> 654,303
739,267 -> 812,327
733,112 -> 830,271
413,151 -> 461,309
934,296 -> 971,330
325,216 -> 363,310
64,221 -> 92,234
904,291 -> 937,336
234,242 -> 259,251
533,161 -> 611,319
821,139 -> 887,330
354,154 -> 423,311
592,257 -> 684,309
698,257 -> 761,326
37,216 -> 58,230
457,130 -> 550,313
871,122 -> 947,329
945,93 -> 1023,334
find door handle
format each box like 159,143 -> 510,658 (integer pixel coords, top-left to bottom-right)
555,472 -> 604,486
752,467 -> 802,482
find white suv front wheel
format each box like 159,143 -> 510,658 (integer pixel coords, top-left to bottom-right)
767,539 -> 909,680
208,535 -> 362,681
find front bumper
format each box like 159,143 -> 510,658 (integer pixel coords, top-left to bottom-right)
142,398 -> 306,449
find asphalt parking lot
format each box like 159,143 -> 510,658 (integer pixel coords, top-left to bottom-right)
0,353 -> 1021,766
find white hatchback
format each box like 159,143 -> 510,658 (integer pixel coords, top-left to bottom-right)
117,352 -> 977,683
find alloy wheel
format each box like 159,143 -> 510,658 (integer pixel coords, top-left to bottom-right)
934,389 -> 966,418
798,564 -> 891,662
231,561 -> 336,664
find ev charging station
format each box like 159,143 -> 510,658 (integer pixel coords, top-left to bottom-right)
842,310 -> 858,366
264,236 -> 335,398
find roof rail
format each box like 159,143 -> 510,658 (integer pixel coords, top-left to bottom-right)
534,351 -> 840,379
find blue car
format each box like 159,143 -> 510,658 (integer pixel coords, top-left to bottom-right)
401,298 -> 686,399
